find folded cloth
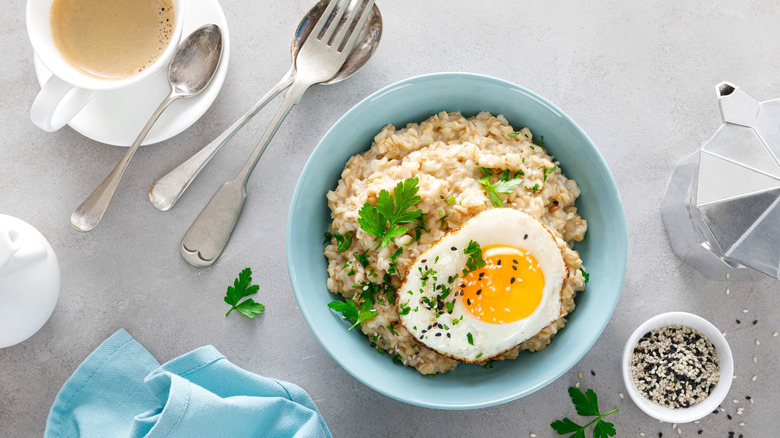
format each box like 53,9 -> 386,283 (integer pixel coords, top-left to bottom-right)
45,329 -> 332,438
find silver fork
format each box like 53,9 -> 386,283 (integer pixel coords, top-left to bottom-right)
180,0 -> 375,267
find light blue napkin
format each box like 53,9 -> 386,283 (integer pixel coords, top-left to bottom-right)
45,329 -> 332,438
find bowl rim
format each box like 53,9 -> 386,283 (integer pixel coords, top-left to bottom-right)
620,311 -> 734,423
287,72 -> 628,409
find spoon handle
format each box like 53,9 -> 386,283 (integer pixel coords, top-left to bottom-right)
70,93 -> 180,232
148,70 -> 295,212
180,79 -> 312,267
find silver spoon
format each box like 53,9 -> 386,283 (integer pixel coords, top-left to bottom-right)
148,0 -> 382,211
70,24 -> 224,232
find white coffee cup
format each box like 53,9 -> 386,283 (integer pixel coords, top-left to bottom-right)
26,0 -> 185,132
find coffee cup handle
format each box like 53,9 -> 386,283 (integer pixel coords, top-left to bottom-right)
30,75 -> 95,132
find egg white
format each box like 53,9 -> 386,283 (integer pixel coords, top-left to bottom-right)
396,208 -> 568,363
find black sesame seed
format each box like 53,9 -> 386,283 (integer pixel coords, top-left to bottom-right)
697,430 -> 702,435
524,234 -> 528,239
736,319 -> 741,324
512,259 -> 518,264
497,259 -> 502,266
591,370 -> 595,376
446,333 -> 451,338
713,410 -> 719,414
510,278 -> 516,284
466,299 -> 471,305
435,332 -> 442,337
512,265 -> 517,270
421,259 -> 427,263
727,414 -> 732,420
450,247 -> 457,251
753,320 -> 758,325
746,395 -> 752,400
476,289 -> 481,295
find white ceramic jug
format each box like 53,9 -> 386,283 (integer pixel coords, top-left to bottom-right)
0,214 -> 60,348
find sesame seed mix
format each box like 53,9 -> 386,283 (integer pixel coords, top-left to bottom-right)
631,325 -> 720,409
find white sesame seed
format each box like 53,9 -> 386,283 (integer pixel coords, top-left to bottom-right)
575,382 -> 579,388
504,308 -> 510,312
694,421 -> 700,424
773,331 -> 778,337
720,407 -> 725,412
640,433 -> 646,437
722,332 -> 727,337
727,273 -> 730,279
733,399 -> 739,404
752,375 -> 757,381
743,309 -> 749,313
739,422 -> 745,426
672,423 -> 677,429
619,393 -> 624,399
530,434 -> 536,438
749,398 -> 754,404
753,356 -> 757,363
677,428 -> 681,435
726,288 -> 730,295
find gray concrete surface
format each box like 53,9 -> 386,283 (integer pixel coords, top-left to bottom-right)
2,0 -> 780,436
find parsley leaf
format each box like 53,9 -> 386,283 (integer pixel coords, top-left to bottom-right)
508,131 -> 520,138
224,267 -> 265,319
551,387 -> 618,438
327,297 -> 378,331
462,240 -> 486,276
478,172 -> 523,207
581,268 -> 590,283
357,178 -> 423,248
467,332 -> 474,345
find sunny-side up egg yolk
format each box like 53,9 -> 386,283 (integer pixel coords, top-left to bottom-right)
459,245 -> 544,324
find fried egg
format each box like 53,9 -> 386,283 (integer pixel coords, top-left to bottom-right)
396,208 -> 568,363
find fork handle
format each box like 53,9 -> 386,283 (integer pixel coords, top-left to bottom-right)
179,78 -> 314,267
149,69 -> 296,212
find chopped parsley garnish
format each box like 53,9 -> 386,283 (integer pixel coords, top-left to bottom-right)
462,240 -> 486,276
354,250 -> 370,268
387,324 -> 397,335
357,177 -> 423,249
508,131 -> 520,138
467,332 -> 474,345
447,196 -> 456,204
478,170 -> 523,207
327,297 -> 378,331
538,135 -> 545,147
393,354 -> 403,364
324,232 -> 353,252
482,360 -> 494,369
526,183 -> 541,192
413,213 -> 428,243
224,267 -> 265,319
551,387 -> 618,438
476,352 -> 483,359
581,268 -> 590,283
445,301 -> 455,312
399,301 -> 411,315
387,247 -> 404,275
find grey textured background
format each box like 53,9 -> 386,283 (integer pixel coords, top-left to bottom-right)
2,0 -> 780,436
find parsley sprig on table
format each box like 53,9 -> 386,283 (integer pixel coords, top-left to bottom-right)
224,267 -> 265,319
551,387 -> 618,438
358,178 -> 423,249
477,168 -> 522,207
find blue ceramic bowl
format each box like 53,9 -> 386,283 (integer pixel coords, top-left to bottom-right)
287,73 -> 627,409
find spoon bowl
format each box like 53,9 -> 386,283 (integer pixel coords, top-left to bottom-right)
170,24 -> 224,95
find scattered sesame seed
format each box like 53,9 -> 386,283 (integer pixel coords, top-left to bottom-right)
619,393 -> 624,399
640,433 -> 645,437
677,428 -> 681,435
591,370 -> 596,376
753,357 -> 757,363
575,382 -> 579,388
726,288 -> 730,295
752,320 -> 758,325
739,422 -> 745,427
743,309 -> 748,313
530,434 -> 536,438
733,399 -> 739,404
752,375 -> 757,381
773,331 -> 778,337
755,339 -> 760,345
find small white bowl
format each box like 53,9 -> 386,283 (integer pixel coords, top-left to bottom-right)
621,311 -> 733,423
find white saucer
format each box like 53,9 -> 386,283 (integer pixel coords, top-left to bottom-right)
33,0 -> 230,146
